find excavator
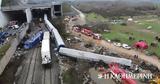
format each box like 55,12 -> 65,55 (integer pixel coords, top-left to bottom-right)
150,75 -> 160,84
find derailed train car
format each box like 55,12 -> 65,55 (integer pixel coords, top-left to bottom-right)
44,14 -> 132,67
41,31 -> 51,64
24,31 -> 43,49
59,47 -> 132,66
44,14 -> 65,51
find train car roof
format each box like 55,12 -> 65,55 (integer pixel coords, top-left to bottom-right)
44,14 -> 65,47
41,39 -> 50,52
43,31 -> 50,40
25,31 -> 43,43
59,48 -> 132,66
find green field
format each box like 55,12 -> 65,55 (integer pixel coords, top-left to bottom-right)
103,24 -> 160,56
86,13 -> 160,57
85,13 -> 106,22
137,19 -> 160,33
62,3 -> 72,13
0,44 -> 10,59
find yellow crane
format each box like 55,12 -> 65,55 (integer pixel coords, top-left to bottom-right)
150,76 -> 160,84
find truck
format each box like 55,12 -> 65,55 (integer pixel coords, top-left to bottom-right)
81,28 -> 93,36
73,26 -> 101,40
99,63 -> 136,84
109,63 -> 136,84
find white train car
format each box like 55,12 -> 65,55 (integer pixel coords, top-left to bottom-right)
44,14 -> 65,51
41,31 -> 51,64
59,47 -> 132,66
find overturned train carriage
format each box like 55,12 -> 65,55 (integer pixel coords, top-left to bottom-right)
59,48 -> 132,66
44,14 -> 65,51
24,31 -> 43,49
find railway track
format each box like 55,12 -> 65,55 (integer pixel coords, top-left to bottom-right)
25,48 -> 39,84
17,43 -> 58,84
43,66 -> 52,84
15,22 -> 60,84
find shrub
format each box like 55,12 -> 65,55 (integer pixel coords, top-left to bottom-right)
63,68 -> 82,84
0,44 -> 11,59
121,22 -> 127,26
146,51 -> 157,56
111,38 -> 121,42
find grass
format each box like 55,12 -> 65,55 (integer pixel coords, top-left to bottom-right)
63,68 -> 82,84
0,44 -> 11,59
102,19 -> 160,57
62,3 -> 72,13
85,12 -> 106,22
103,25 -> 152,44
84,12 -> 160,57
138,21 -> 160,33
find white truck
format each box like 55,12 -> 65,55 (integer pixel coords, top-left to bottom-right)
41,31 -> 51,64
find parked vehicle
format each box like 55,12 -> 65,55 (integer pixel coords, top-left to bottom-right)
99,63 -> 136,84
93,33 -> 102,40
122,44 -> 131,50
108,63 -> 136,84
8,21 -> 18,29
81,28 -> 93,36
12,25 -> 19,29
113,42 -> 122,47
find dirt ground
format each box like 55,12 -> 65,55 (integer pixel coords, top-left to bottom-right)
0,52 -> 25,84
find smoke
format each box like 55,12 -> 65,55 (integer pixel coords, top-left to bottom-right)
0,0 -> 8,28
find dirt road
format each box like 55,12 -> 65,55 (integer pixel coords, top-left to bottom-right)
71,29 -> 160,69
